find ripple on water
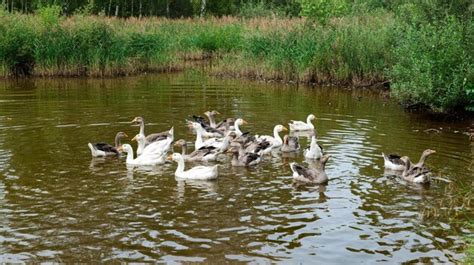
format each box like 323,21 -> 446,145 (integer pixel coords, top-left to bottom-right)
0,74 -> 471,263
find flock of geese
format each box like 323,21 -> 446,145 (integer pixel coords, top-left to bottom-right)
88,111 -> 436,184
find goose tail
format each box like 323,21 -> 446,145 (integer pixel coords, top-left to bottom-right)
88,143 -> 100,157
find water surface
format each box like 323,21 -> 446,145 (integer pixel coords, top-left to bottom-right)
0,73 -> 472,263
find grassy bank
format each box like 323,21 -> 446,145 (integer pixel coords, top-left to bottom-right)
0,6 -> 472,112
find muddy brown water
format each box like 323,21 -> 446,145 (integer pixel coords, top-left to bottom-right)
0,73 -> 472,263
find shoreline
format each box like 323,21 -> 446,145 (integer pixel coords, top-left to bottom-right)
2,65 -> 473,121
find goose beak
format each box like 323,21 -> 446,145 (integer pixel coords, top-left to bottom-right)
131,118 -> 138,123
131,135 -> 137,142
282,126 -> 288,131
216,111 -> 221,114
117,146 -> 123,152
242,120 -> 248,125
123,133 -> 128,138
226,148 -> 235,153
167,154 -> 173,161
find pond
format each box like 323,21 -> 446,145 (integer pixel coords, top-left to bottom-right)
0,73 -> 472,263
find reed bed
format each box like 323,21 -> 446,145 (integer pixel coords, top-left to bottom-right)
0,10 -> 391,84
0,8 -> 471,112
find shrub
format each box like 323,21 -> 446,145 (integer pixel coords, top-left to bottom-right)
390,17 -> 473,112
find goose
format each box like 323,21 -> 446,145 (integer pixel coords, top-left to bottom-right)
191,122 -> 233,150
216,117 -> 235,132
244,138 -> 272,155
304,135 -> 324,159
204,111 -> 236,132
399,156 -> 431,184
233,132 -> 269,154
173,139 -> 222,161
233,118 -> 248,137
131,116 -> 173,144
256,124 -> 287,149
281,135 -> 300,153
169,153 -> 219,180
189,119 -> 224,138
227,145 -> 262,167
88,132 -> 128,157
190,112 -> 224,137
290,154 -> 331,184
382,149 -> 436,171
204,110 -> 220,128
118,143 -> 168,166
289,114 -> 316,131
133,127 -> 174,156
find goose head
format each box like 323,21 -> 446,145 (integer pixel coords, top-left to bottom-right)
169,153 -> 183,162
235,118 -> 248,126
117,144 -> 133,154
275,124 -> 288,132
308,114 -> 316,121
131,116 -> 144,125
188,121 -> 203,131
116,132 -> 128,139
321,154 -> 331,166
226,146 -> 239,154
131,133 -> 146,143
174,139 -> 187,147
422,149 -> 436,157
204,110 -> 220,117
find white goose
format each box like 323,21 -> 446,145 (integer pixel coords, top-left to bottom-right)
289,114 -> 316,131
133,127 -> 174,156
169,153 -> 219,180
118,143 -> 169,166
304,135 -> 324,159
191,122 -> 232,150
233,118 -> 247,137
256,124 -> 287,149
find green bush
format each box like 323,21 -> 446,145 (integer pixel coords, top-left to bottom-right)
0,14 -> 36,75
390,17 -> 473,112
300,0 -> 350,24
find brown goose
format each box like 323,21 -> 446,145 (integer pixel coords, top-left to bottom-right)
227,145 -> 262,167
382,149 -> 436,171
399,156 -> 432,184
289,154 -> 331,184
88,132 -> 128,157
173,139 -> 221,161
281,135 -> 300,153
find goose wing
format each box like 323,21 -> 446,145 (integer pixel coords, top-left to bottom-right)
290,120 -> 306,126
387,154 -> 404,165
292,163 -> 314,180
93,143 -> 119,154
193,115 -> 209,128
145,133 -> 168,143
244,153 -> 260,165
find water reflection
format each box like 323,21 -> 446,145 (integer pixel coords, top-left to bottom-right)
0,74 -> 472,263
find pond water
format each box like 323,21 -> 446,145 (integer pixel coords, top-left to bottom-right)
0,73 -> 472,263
